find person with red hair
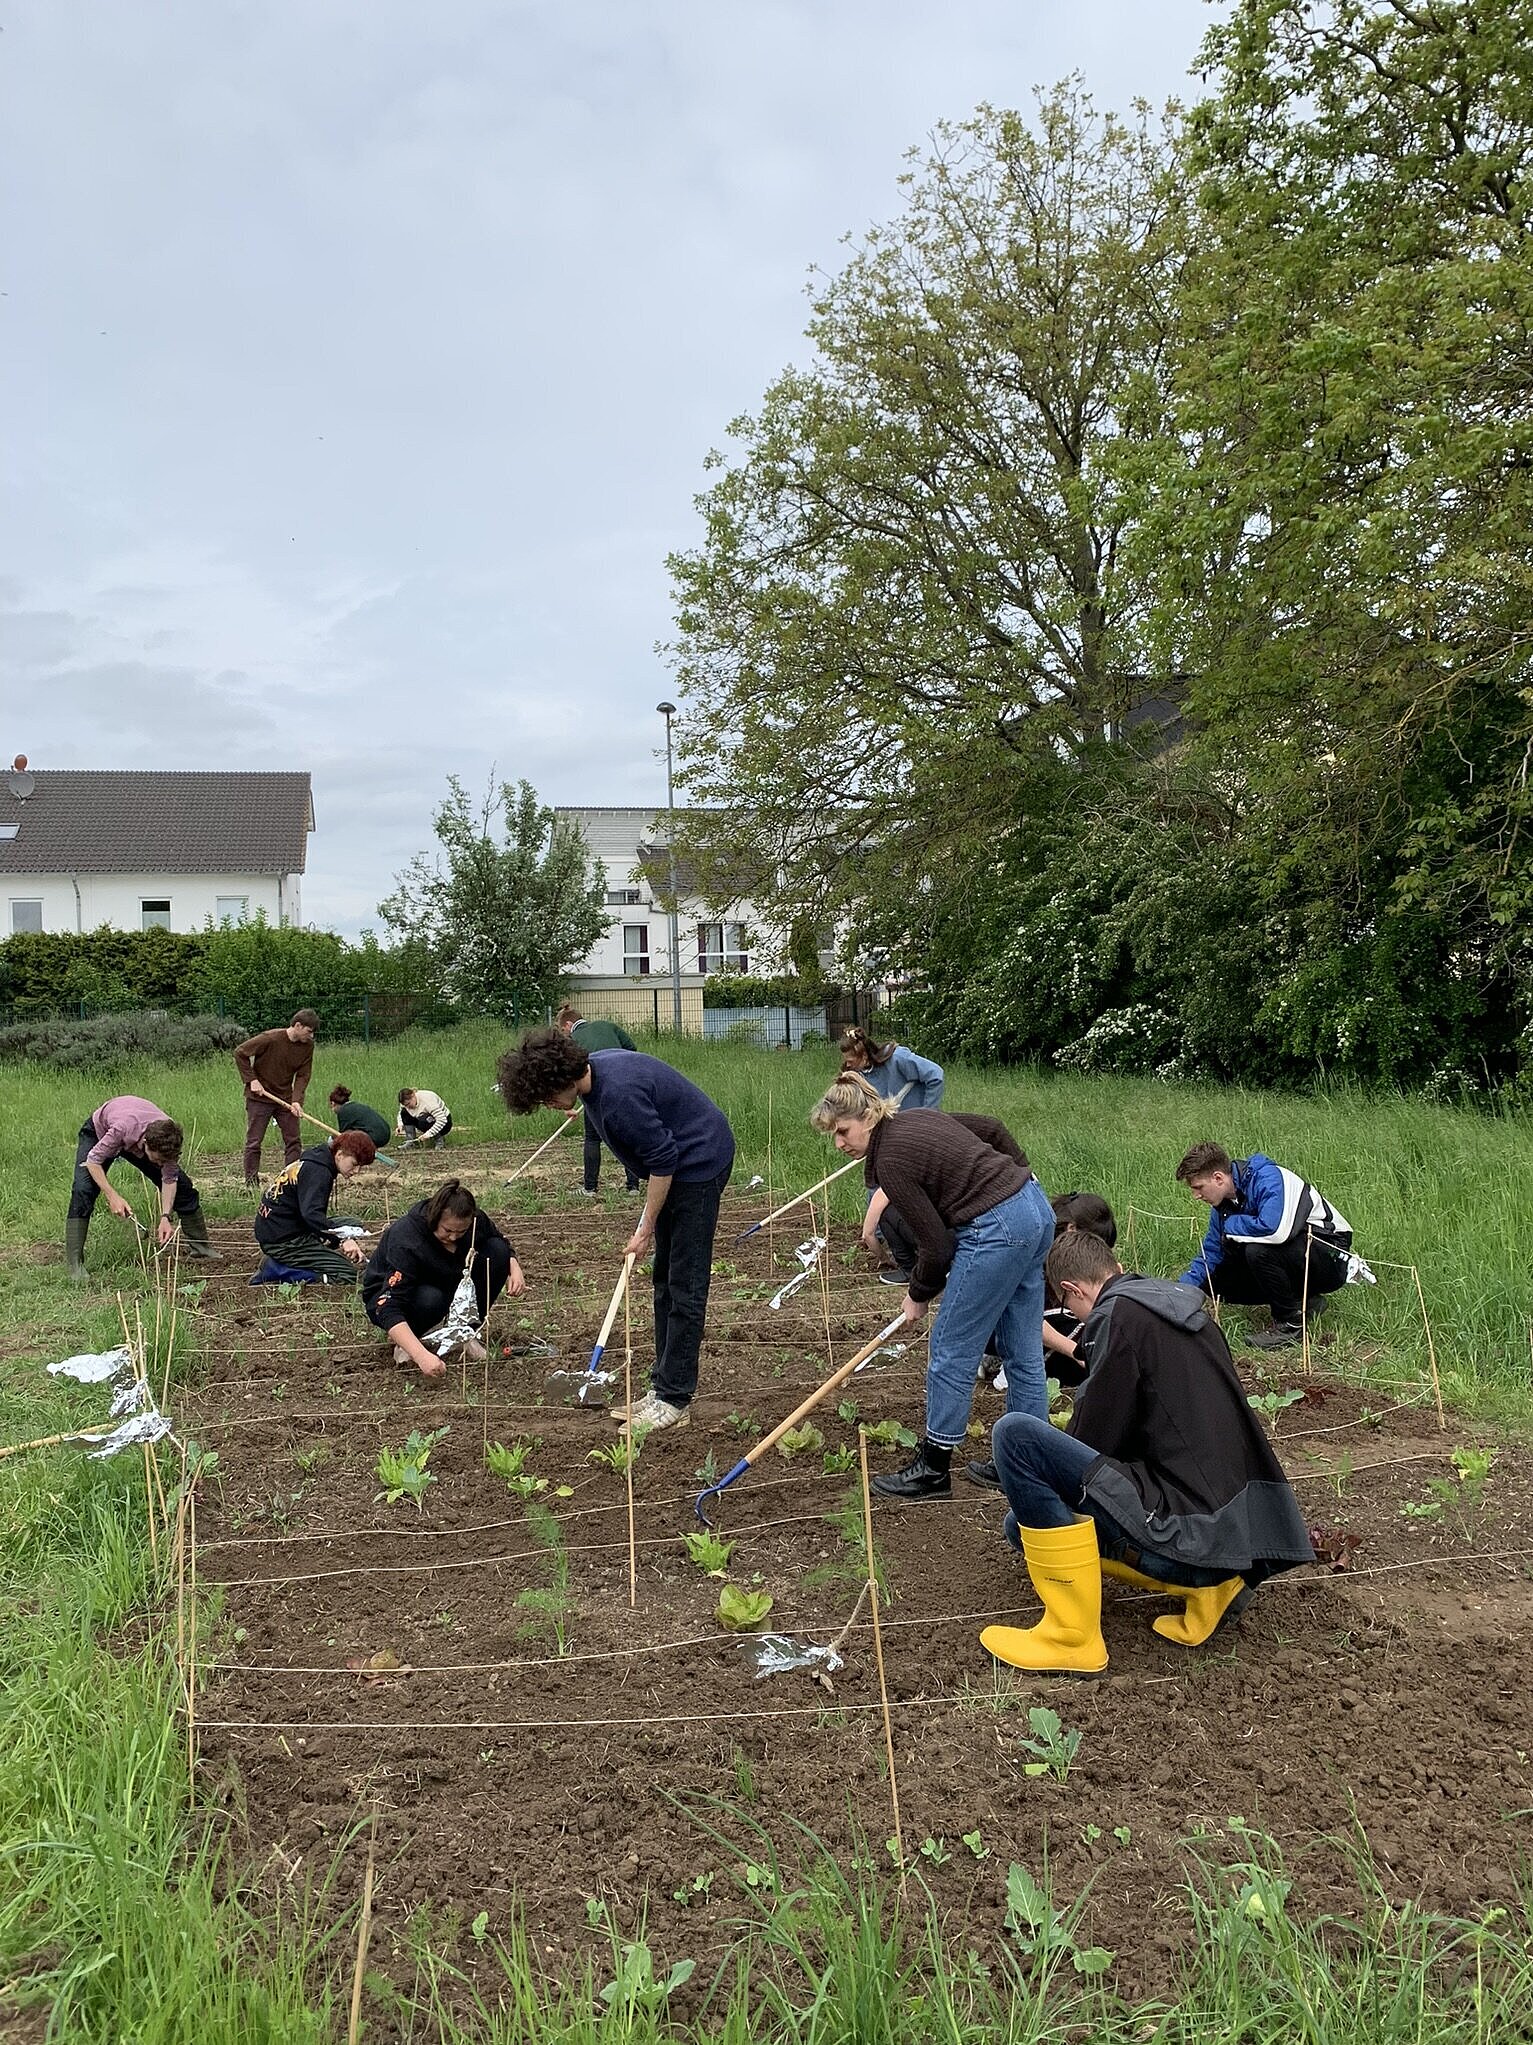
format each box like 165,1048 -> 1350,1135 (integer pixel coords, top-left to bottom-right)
253,1129 -> 376,1283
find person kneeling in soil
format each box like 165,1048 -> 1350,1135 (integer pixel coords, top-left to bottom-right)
253,1131 -> 376,1282
980,1229 -> 1314,1678
497,1027 -> 735,1433
362,1180 -> 525,1379
329,1084 -> 391,1147
1175,1141 -> 1353,1351
1041,1191 -> 1118,1387
66,1097 -> 220,1278
810,1072 -> 1054,1500
396,1086 -> 453,1149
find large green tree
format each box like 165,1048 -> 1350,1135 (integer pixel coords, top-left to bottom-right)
379,779 -> 606,1020
666,84 -> 1187,952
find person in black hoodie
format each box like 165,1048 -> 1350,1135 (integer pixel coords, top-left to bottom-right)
253,1131 -> 377,1281
362,1181 -> 524,1379
981,1227 -> 1314,1677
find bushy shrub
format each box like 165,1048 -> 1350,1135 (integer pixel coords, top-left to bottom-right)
704,973 -> 843,1009
0,1012 -> 248,1071
0,929 -> 208,1015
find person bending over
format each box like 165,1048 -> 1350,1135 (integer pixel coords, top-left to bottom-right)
556,1004 -> 640,1196
253,1131 -> 376,1282
1175,1141 -> 1353,1350
329,1085 -> 391,1148
66,1097 -> 219,1279
839,1026 -> 945,1109
811,1072 -> 1053,1501
498,1028 -> 734,1433
235,1010 -> 319,1185
981,1229 -> 1314,1678
363,1179 -> 524,1380
397,1087 -> 453,1149
1042,1191 -> 1118,1387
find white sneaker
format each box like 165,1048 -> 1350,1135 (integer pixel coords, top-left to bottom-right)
619,1392 -> 689,1434
577,1188 -> 598,1199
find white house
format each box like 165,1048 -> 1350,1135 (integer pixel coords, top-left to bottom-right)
0,769 -> 314,935
557,806 -> 765,980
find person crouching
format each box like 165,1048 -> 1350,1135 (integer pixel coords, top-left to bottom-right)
253,1131 -> 376,1282
363,1180 -> 525,1380
980,1229 -> 1314,1677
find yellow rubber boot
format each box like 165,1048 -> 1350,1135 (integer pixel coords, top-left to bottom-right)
1151,1576 -> 1250,1647
1100,1557 -> 1167,1595
980,1520 -> 1109,1677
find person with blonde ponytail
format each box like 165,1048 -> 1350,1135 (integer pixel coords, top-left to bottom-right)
809,1071 -> 1053,1500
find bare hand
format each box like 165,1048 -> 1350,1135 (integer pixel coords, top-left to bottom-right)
415,1351 -> 447,1379
156,1217 -> 176,1248
506,1257 -> 526,1297
860,1226 -> 879,1253
106,1192 -> 133,1221
624,1223 -> 654,1260
900,1291 -> 927,1325
341,1239 -> 365,1266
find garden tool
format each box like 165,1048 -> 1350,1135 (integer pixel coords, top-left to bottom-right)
980,1519 -> 1109,1678
735,1157 -> 861,1243
694,1311 -> 906,1525
504,1114 -> 577,1187
548,1253 -> 637,1402
271,1093 -> 399,1170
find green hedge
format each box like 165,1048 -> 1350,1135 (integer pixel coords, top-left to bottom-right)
0,1012 -> 249,1071
703,973 -> 844,1009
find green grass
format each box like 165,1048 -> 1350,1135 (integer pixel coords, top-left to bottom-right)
3,1024 -> 1533,2036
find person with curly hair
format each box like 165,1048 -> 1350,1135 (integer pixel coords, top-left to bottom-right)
497,1028 -> 734,1432
253,1129 -> 376,1283
65,1097 -> 219,1279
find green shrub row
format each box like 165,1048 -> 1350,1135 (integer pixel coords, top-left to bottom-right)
703,972 -> 855,1009
0,1012 -> 249,1071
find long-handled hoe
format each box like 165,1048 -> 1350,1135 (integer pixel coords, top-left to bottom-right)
266,1093 -> 400,1171
504,1115 -> 577,1188
694,1311 -> 906,1525
735,1158 -> 861,1244
549,1253 -> 637,1404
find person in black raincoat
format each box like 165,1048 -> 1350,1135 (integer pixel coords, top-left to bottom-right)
362,1180 -> 523,1379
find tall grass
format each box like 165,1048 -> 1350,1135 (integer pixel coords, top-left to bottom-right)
4,1023 -> 1529,1414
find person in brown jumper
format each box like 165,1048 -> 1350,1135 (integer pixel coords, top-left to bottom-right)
234,1009 -> 319,1186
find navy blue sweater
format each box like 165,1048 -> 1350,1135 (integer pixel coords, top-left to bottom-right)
582,1052 -> 735,1185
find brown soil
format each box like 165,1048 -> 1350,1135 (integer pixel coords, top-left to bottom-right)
149,1144 -> 1533,2024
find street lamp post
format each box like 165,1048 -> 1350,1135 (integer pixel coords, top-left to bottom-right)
656,701 -> 684,1034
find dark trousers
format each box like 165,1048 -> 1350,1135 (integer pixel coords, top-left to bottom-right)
877,1204 -> 918,1274
583,1114 -> 639,1194
373,1239 -> 514,1338
245,1095 -> 301,1183
651,1168 -> 730,1407
257,1233 -> 359,1282
399,1109 -> 452,1149
992,1412 -> 1229,1589
70,1118 -> 201,1223
1209,1237 -> 1348,1324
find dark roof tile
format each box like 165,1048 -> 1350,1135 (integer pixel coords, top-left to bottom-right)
0,771 -> 313,874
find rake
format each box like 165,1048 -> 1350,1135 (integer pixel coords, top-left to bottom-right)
694,1311 -> 907,1524
504,1114 -> 578,1187
735,1158 -> 861,1243
551,1252 -> 637,1404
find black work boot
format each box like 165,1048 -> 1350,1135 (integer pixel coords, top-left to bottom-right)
1246,1320 -> 1304,1351
179,1206 -> 223,1261
964,1457 -> 1003,1490
872,1440 -> 952,1500
65,1216 -> 89,1282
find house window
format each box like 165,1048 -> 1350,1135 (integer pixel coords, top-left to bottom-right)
215,895 -> 249,926
622,924 -> 650,976
9,898 -> 43,934
140,898 -> 172,931
697,921 -> 748,974
605,887 -> 642,907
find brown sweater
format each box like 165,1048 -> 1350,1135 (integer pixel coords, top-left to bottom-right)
235,1028 -> 313,1101
865,1110 -> 1031,1302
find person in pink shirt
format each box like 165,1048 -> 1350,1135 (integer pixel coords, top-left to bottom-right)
66,1095 -> 220,1280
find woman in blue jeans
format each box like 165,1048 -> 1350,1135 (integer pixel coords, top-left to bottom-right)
809,1073 -> 1053,1500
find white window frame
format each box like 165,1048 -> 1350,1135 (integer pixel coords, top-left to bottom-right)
605,886 -> 643,907
622,924 -> 651,976
696,921 -> 748,975
140,898 -> 173,931
9,897 -> 43,934
215,895 -> 249,926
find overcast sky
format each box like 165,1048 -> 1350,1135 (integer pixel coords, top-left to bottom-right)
2,0 -> 1214,934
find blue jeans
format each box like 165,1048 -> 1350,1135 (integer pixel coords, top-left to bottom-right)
924,1178 -> 1054,1448
992,1413 -> 1229,1589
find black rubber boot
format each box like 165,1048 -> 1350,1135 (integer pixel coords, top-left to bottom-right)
180,1206 -> 223,1261
65,1216 -> 89,1282
872,1440 -> 952,1500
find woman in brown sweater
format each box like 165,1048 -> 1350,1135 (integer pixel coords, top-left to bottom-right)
809,1073 -> 1054,1500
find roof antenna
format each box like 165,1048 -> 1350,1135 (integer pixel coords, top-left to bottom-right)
8,755 -> 34,802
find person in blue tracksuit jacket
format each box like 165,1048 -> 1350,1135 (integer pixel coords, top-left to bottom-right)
1174,1141 -> 1353,1351
839,1026 -> 944,1109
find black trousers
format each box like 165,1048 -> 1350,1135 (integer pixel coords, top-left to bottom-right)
399,1110 -> 452,1148
877,1204 -> 918,1274
371,1238 -> 514,1338
651,1168 -> 731,1407
583,1113 -> 639,1194
69,1117 -> 200,1223
1209,1236 -> 1349,1323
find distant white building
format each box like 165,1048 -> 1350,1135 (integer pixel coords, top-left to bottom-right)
557,805 -> 768,981
0,769 -> 313,935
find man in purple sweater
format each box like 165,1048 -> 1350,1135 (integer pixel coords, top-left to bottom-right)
66,1095 -> 220,1279
497,1028 -> 735,1433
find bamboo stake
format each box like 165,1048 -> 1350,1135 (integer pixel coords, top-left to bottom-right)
815,1192 -> 836,1377
765,1089 -> 775,1275
346,1815 -> 379,2045
624,1278 -> 637,1609
187,1484 -> 198,1774
858,1429 -> 905,1899
1410,1264 -> 1447,1431
0,1427 -> 111,1461
1125,1205 -> 1140,1274
175,1441 -> 189,1679
120,1293 -> 160,1566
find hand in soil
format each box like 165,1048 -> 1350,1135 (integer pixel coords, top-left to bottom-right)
403,1346 -> 447,1379
506,1257 -> 527,1297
